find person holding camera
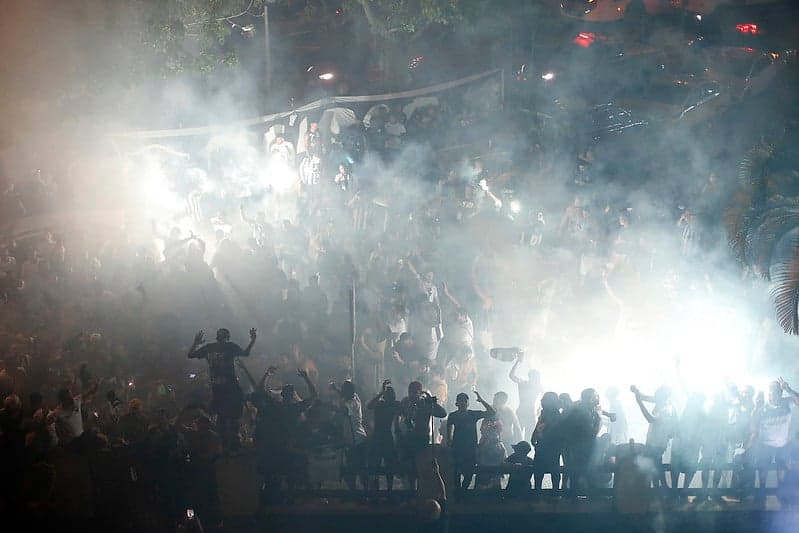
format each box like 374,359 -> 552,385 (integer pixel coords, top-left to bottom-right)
399,381 -> 447,486
446,390 -> 495,490
187,327 -> 257,451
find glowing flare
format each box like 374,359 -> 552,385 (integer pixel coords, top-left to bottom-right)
736,23 -> 760,35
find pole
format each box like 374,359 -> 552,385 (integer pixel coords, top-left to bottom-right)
264,3 -> 272,93
349,278 -> 356,379
500,69 -> 505,111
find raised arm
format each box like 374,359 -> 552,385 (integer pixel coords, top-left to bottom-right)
475,390 -> 495,417
367,380 -> 390,410
298,369 -> 317,400
509,354 -> 525,385
243,328 -> 257,356
440,281 -> 462,309
779,377 -> 799,405
187,330 -> 205,358
162,232 -> 197,257
631,386 -> 655,424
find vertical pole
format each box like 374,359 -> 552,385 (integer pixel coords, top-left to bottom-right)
264,3 -> 272,92
500,69 -> 505,111
349,278 -> 356,379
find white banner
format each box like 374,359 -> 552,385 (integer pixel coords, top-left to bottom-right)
113,70 -> 502,140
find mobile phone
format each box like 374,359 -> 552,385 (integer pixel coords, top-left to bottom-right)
186,508 -> 195,520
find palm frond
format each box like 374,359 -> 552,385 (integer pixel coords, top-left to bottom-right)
744,205 -> 799,279
771,231 -> 799,334
738,141 -> 775,184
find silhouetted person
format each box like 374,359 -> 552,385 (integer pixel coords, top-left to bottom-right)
187,327 -> 257,450
445,391 -> 494,490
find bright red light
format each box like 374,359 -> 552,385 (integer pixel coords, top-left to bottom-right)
573,32 -> 596,48
736,23 -> 760,35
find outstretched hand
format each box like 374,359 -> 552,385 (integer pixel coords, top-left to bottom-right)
297,368 -> 309,379
249,328 -> 257,341
193,330 -> 205,345
630,385 -> 639,396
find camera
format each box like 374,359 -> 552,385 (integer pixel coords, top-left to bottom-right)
420,392 -> 438,406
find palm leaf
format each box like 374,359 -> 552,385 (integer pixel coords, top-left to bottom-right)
739,141 -> 776,210
771,232 -> 799,334
744,205 -> 799,279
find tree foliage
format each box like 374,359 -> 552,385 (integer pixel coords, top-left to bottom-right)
105,0 -> 264,78
343,0 -> 467,36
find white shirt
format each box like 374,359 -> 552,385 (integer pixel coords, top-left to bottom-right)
52,396 -> 84,445
447,316 -> 474,347
343,394 -> 368,445
759,400 -> 793,448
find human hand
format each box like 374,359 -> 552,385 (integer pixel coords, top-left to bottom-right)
249,328 -> 257,341
193,330 -> 205,345
630,385 -> 639,396
297,368 -> 309,379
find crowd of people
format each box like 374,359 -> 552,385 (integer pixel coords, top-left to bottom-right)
0,94 -> 798,530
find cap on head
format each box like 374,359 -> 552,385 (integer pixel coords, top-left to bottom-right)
511,441 -> 531,455
384,386 -> 396,402
340,380 -> 355,399
216,328 -> 231,342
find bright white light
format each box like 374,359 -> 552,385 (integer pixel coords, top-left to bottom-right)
510,200 -> 522,213
141,156 -> 183,212
479,179 -> 489,191
264,158 -> 297,193
695,14 -> 702,21
318,72 -> 335,81
541,72 -> 555,81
